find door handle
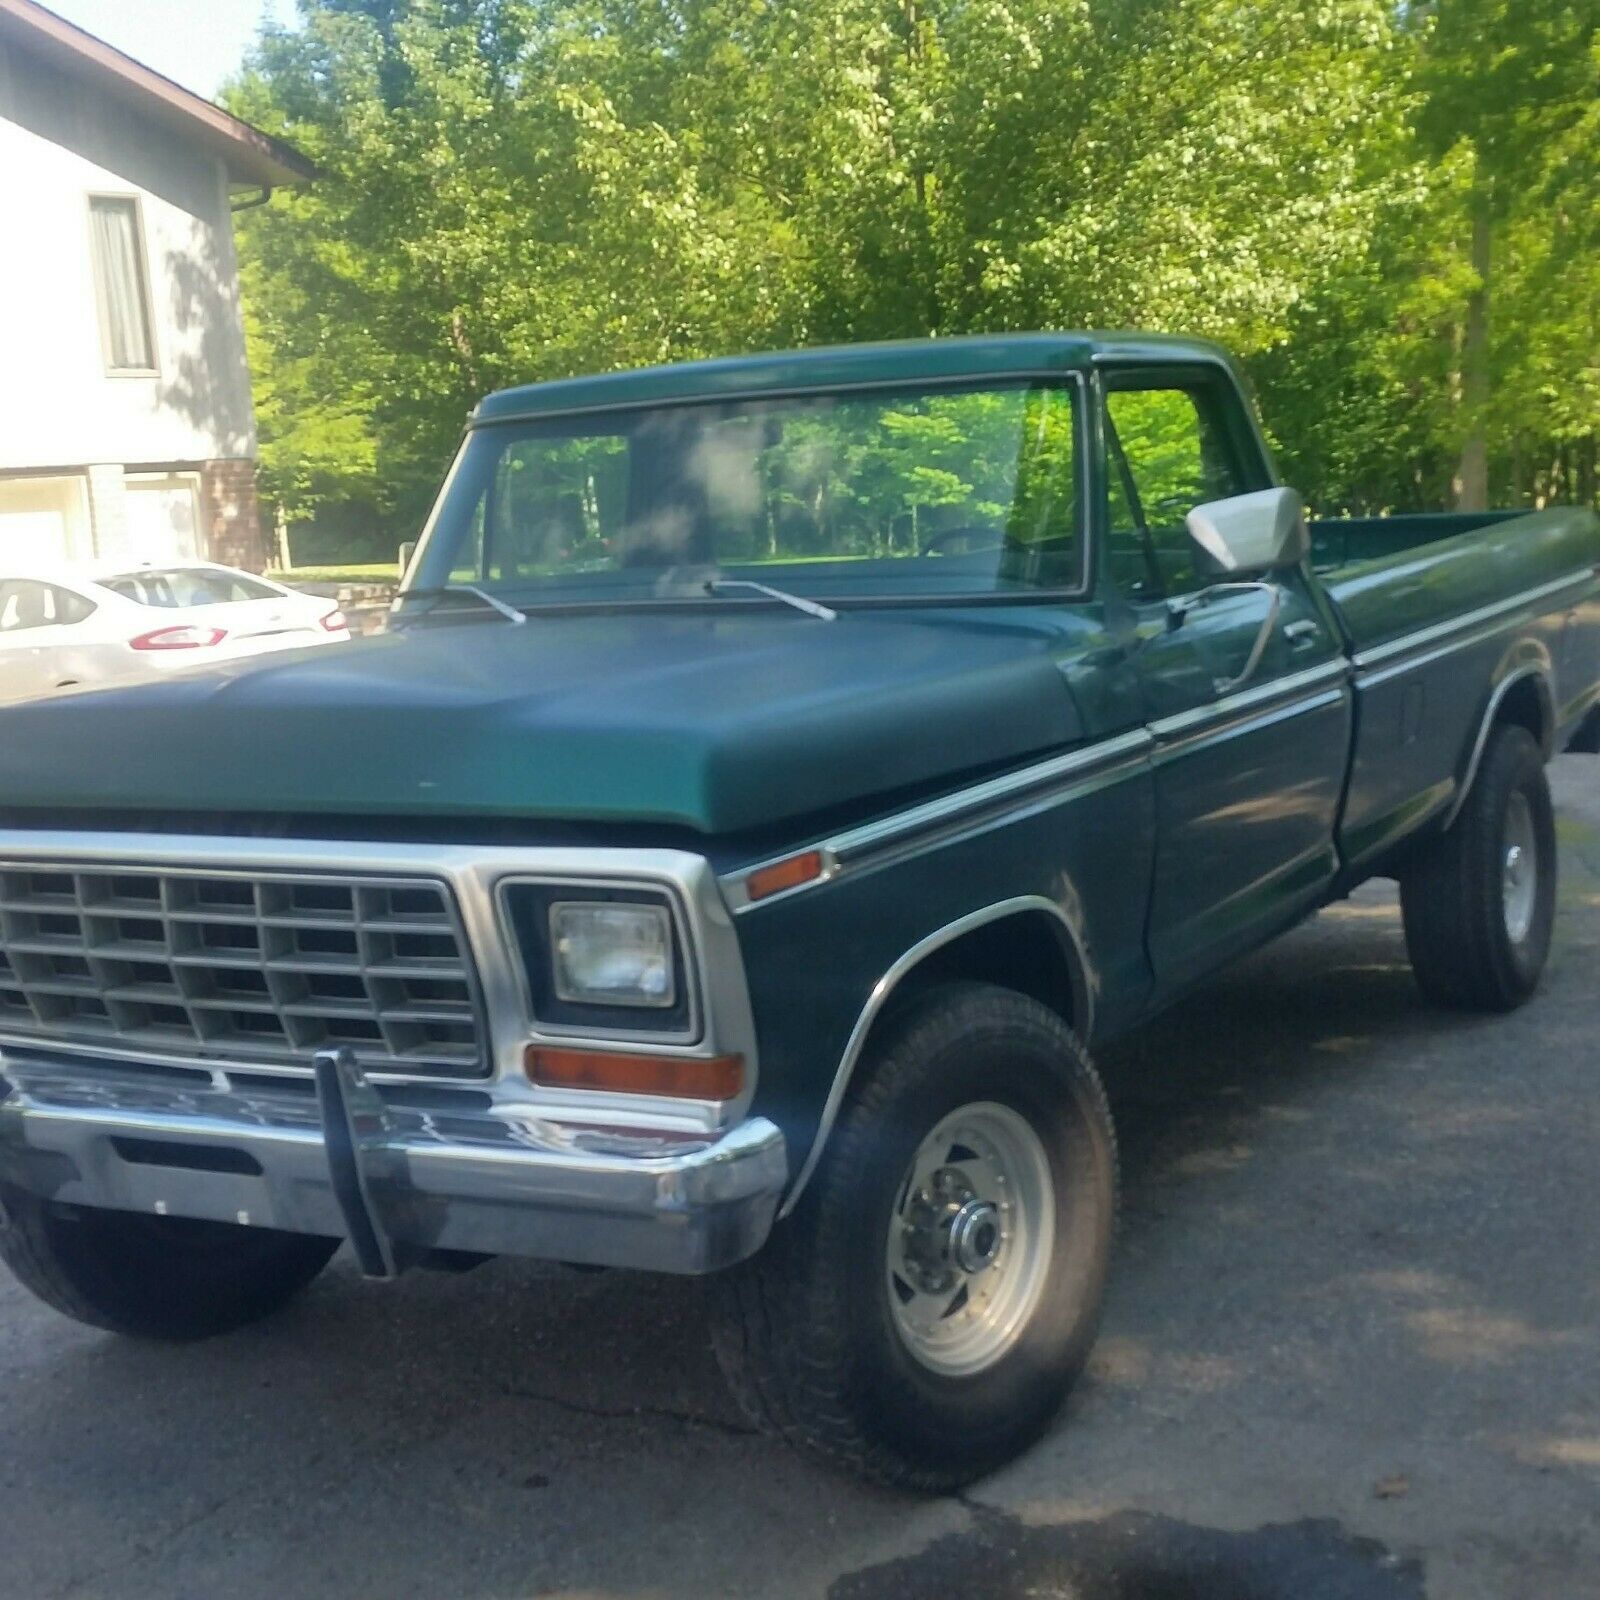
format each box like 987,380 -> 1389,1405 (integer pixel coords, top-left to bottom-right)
1285,619 -> 1319,651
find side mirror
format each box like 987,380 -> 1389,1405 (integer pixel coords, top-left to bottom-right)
1185,487 -> 1307,576
397,540 -> 416,579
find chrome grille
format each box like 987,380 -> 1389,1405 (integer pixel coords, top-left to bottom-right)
0,864 -> 486,1079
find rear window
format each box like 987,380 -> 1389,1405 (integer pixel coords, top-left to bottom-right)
103,568 -> 279,607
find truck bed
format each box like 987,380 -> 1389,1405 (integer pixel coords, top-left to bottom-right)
1309,510 -> 1523,570
1310,504 -> 1600,876
1312,507 -> 1600,660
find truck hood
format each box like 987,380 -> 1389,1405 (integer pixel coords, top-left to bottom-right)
0,609 -> 1089,835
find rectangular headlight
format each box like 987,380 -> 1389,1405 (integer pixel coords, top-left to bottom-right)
550,901 -> 676,1009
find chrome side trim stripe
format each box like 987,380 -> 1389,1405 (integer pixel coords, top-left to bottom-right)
1438,665 -> 1554,830
1152,688 -> 1348,765
1349,570 -> 1593,674
720,730 -> 1153,913
725,661 -> 1356,914
1147,658 -> 1349,745
829,729 -> 1153,863
777,895 -> 1092,1215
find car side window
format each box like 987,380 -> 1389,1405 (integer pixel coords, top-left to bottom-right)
1104,385 -> 1243,599
0,580 -> 92,632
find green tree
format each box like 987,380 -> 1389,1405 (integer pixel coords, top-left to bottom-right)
227,0 -> 1598,546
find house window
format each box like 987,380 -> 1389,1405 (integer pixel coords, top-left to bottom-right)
88,195 -> 157,373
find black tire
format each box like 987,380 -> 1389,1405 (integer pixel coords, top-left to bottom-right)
0,1186 -> 339,1340
1400,723 -> 1557,1012
711,982 -> 1117,1490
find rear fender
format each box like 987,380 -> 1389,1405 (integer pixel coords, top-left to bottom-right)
1441,654 -> 1554,831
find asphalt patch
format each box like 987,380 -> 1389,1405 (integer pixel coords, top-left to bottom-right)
829,1505 -> 1426,1600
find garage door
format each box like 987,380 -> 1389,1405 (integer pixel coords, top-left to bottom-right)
124,473 -> 202,564
0,475 -> 91,568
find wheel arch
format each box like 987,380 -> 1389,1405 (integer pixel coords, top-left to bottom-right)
778,896 -> 1094,1217
1440,660 -> 1555,832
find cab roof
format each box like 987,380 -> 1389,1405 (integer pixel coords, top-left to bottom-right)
471,332 -> 1235,425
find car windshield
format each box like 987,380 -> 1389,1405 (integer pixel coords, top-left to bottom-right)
408,381 -> 1082,607
103,568 -> 280,607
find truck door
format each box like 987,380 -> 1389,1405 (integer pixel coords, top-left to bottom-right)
1100,369 -> 1353,994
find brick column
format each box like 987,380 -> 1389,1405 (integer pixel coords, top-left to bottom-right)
201,458 -> 267,571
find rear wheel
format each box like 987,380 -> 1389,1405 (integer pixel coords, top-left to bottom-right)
0,1186 -> 338,1340
712,983 -> 1117,1489
1400,723 -> 1557,1011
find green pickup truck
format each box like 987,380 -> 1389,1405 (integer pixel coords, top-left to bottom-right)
2,334 -> 1598,1487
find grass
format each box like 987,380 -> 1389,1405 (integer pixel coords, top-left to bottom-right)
268,564 -> 401,586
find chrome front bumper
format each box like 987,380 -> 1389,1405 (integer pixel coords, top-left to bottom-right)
0,1048 -> 788,1277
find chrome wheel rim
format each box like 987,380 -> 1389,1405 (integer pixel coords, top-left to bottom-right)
1502,790 -> 1538,944
886,1101 -> 1055,1378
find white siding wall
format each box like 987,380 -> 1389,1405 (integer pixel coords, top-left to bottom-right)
0,38 -> 257,474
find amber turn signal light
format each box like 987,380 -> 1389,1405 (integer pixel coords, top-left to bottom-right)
745,849 -> 825,903
525,1045 -> 744,1101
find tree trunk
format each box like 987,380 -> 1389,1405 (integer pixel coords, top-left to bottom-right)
274,503 -> 293,572
1453,201 -> 1491,512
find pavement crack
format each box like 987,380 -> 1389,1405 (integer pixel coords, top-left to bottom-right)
48,1487 -> 244,1599
495,1381 -> 757,1438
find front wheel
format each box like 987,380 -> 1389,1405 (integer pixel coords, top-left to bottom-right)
1400,723 -> 1558,1011
712,983 -> 1117,1489
0,1185 -> 339,1340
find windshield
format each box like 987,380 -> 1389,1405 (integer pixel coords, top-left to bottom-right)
409,381 -> 1082,607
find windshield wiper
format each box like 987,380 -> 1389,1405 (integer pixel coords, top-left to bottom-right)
391,584 -> 526,626
704,578 -> 837,621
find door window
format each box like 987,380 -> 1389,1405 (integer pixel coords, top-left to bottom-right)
1104,386 -> 1243,599
0,581 -> 94,631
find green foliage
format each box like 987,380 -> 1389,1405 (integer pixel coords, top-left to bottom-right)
1255,0 -> 1600,512
227,0 -> 1600,543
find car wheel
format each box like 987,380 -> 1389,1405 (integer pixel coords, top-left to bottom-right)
1400,723 -> 1558,1011
0,1185 -> 339,1340
711,982 -> 1117,1489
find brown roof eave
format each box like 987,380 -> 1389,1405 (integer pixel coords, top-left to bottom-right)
0,0 -> 316,188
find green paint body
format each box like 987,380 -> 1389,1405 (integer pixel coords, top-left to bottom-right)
3,334 -> 1598,1170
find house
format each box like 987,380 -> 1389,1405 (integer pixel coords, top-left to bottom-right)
0,0 -> 312,572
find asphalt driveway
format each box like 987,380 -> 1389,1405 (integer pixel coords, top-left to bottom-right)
3,759 -> 1596,1600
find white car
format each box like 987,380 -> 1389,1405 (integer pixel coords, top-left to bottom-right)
0,562 -> 351,705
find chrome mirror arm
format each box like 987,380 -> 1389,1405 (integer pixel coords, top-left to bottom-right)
1212,582 -> 1281,695
1164,579 -> 1283,695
